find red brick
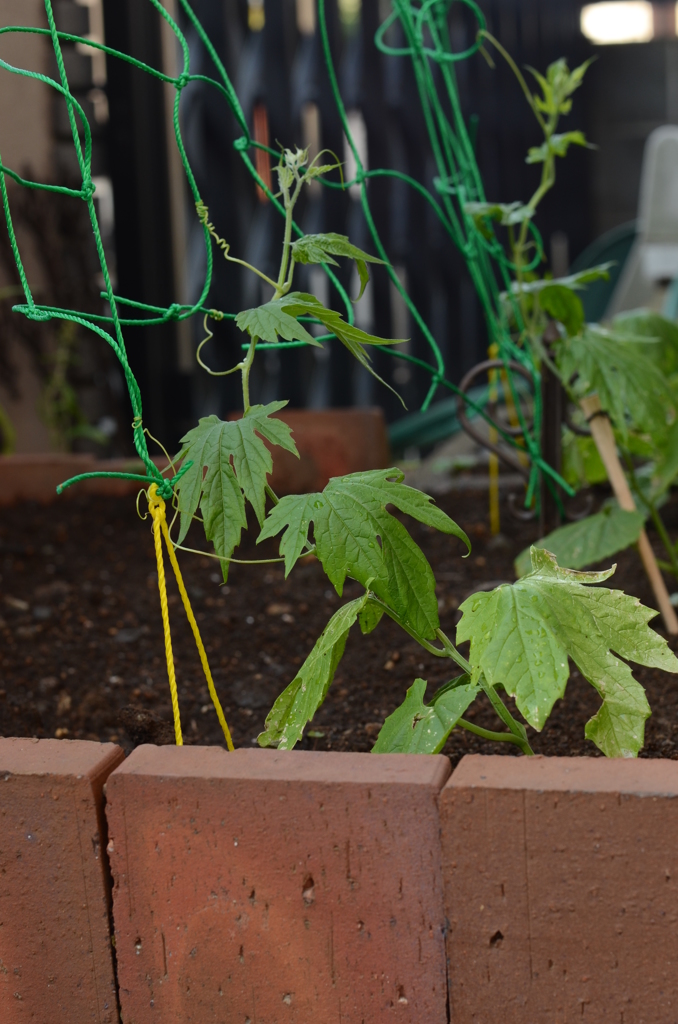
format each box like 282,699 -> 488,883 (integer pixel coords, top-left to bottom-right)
0,409 -> 391,504
441,754 -> 678,1023
0,454 -> 95,504
106,746 -> 449,1023
0,737 -> 124,1023
0,455 -> 168,505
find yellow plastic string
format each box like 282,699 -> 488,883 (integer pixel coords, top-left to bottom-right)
147,484 -> 235,751
148,486 -> 183,745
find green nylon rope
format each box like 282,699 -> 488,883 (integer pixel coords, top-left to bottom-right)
0,0 -> 571,502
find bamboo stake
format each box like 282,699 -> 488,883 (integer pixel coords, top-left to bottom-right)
580,394 -> 678,635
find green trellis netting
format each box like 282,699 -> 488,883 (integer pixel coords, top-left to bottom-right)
0,0 -> 566,505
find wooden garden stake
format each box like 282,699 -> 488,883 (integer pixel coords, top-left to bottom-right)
580,394 -> 678,635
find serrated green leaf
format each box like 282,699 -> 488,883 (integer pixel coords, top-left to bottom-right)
201,450 -> 246,583
538,284 -> 585,336
276,163 -> 295,192
258,595 -> 368,749
174,417 -> 222,544
527,58 -> 592,117
607,314 -> 678,493
508,263 -> 613,297
563,58 -> 594,94
514,504 -> 645,577
174,404 -> 299,561
258,467 -> 470,639
650,418 -> 678,495
280,292 -> 402,346
584,678 -> 652,758
562,429 -> 608,489
459,581 -> 568,731
304,162 -> 340,179
526,131 -> 589,164
359,598 -> 384,635
290,233 -> 384,300
556,325 -> 674,439
464,201 -> 533,240
279,292 -> 406,402
612,309 -> 678,376
371,676 -> 479,754
235,298 -> 321,347
230,406 -> 298,523
458,547 -> 678,756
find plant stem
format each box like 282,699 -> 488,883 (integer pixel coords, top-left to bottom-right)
477,31 -> 546,132
275,175 -> 303,296
435,629 -> 534,754
367,596 -> 449,656
198,202 -> 278,289
430,627 -> 534,753
360,604 -> 535,754
171,541 -> 285,565
435,627 -> 472,673
457,717 -> 530,749
646,502 -> 678,580
264,482 -> 319,555
241,334 -> 258,413
482,681 -> 534,754
623,454 -> 678,580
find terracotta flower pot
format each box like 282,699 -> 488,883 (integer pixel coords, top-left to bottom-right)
0,408 -> 391,505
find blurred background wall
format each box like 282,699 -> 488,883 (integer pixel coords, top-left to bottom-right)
0,0 -> 676,453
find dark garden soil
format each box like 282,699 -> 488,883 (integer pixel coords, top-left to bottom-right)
2,484 -> 678,767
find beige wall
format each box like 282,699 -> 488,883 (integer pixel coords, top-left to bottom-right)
0,0 -> 53,180
0,1 -> 55,451
0,337 -> 54,452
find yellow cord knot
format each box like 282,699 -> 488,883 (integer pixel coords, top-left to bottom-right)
147,484 -> 165,515
147,483 -> 235,751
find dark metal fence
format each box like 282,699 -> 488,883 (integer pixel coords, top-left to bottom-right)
101,0 -> 592,447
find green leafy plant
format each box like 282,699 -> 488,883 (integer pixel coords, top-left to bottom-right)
166,147 -> 678,760
469,44 -> 678,588
514,503 -> 645,576
514,300 -> 678,579
3,2 -> 677,763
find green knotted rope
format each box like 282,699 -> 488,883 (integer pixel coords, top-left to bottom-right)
0,0 -> 572,505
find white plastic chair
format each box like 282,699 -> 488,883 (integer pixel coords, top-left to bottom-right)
608,125 -> 678,316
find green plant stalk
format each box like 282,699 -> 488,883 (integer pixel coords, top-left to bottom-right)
457,717 -> 530,749
435,627 -> 534,754
240,334 -> 258,414
366,597 -> 534,752
275,162 -> 305,297
265,483 -> 280,506
624,453 -> 678,581
481,680 -> 533,753
645,501 -> 678,580
276,192 -> 295,296
234,156 -> 306,416
434,626 -> 473,673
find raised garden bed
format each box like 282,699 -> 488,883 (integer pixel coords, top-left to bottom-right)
2,484 -> 677,763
